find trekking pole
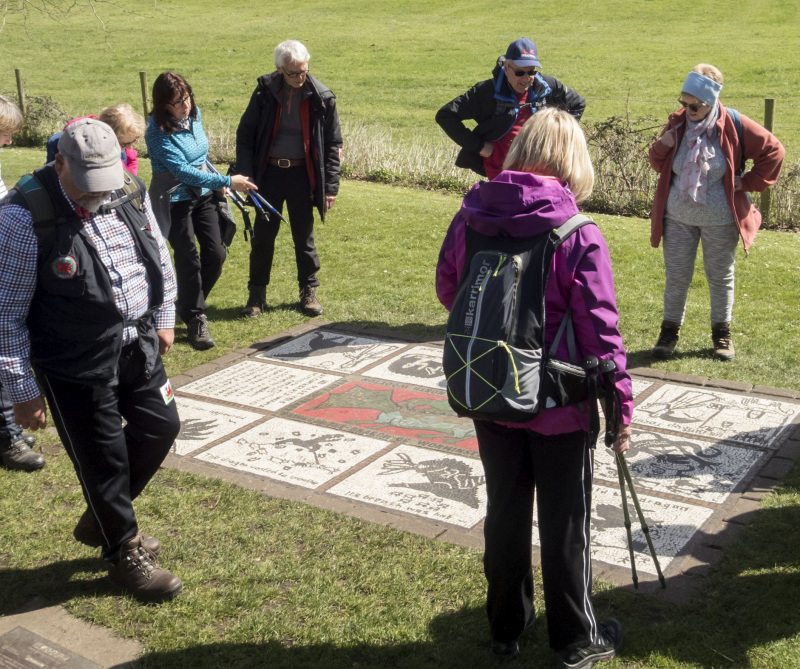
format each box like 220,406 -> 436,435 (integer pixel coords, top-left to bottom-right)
615,451 -> 638,588
205,160 -> 254,241
249,190 -> 287,224
616,452 -> 667,589
599,358 -> 666,589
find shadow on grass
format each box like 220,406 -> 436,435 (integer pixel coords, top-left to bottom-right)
0,557 -> 111,616
626,347 -> 714,369
332,319 -> 446,340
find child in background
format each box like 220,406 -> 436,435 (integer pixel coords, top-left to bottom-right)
0,94 -> 46,471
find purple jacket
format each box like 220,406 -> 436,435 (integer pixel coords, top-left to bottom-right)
436,171 -> 633,434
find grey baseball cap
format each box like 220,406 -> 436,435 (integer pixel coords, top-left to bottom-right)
57,118 -> 123,192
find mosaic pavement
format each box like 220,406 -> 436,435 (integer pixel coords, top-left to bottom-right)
168,322 -> 800,597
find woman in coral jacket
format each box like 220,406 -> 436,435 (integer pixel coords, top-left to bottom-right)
648,64 -> 784,361
436,108 -> 632,668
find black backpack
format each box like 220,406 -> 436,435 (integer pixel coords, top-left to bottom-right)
443,214 -> 596,423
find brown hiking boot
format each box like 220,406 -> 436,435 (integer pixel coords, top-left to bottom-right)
299,285 -> 323,317
73,509 -> 161,556
0,435 -> 45,472
108,534 -> 181,603
652,320 -> 681,359
241,285 -> 267,318
712,322 -> 735,361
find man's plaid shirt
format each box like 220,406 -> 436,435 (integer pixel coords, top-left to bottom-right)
0,178 -> 177,403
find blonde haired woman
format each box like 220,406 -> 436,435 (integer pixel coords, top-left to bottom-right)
649,64 -> 784,360
436,108 -> 632,666
99,102 -> 146,175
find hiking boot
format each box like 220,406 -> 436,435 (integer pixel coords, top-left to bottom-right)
108,534 -> 182,603
299,285 -> 323,317
561,618 -> 623,669
491,611 -> 536,658
73,509 -> 161,556
187,314 -> 215,350
241,285 -> 267,318
711,322 -> 735,361
0,435 -> 45,472
652,320 -> 681,359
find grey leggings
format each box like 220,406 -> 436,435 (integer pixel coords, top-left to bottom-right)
662,218 -> 740,325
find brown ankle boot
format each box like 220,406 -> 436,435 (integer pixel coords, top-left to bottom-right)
242,285 -> 267,318
73,509 -> 161,556
108,534 -> 182,602
652,320 -> 681,358
299,285 -> 323,317
711,322 -> 735,361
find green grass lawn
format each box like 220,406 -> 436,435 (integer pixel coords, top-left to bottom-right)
2,3 -> 800,665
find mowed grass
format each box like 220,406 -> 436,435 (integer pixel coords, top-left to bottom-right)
2,3 -> 800,666
2,141 -> 800,667
1,0 -> 799,155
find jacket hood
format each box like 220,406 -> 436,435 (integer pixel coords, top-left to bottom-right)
460,171 -> 580,237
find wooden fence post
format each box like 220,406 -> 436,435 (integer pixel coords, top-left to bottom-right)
760,98 -> 775,223
139,71 -> 149,120
15,69 -> 27,117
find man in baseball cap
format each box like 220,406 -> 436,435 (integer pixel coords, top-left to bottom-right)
0,114 -> 183,603
56,118 -> 123,207
436,37 -> 585,180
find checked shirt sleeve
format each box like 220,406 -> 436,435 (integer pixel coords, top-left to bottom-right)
0,203 -> 45,403
143,194 -> 177,330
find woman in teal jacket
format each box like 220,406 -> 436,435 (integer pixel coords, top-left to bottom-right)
145,71 -> 255,350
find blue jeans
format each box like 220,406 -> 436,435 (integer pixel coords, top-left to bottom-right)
0,380 -> 23,445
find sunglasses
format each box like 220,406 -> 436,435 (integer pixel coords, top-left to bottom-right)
510,67 -> 539,78
285,69 -> 309,79
120,137 -> 139,148
678,98 -> 707,113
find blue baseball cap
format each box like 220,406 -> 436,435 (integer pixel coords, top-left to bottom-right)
505,38 -> 542,68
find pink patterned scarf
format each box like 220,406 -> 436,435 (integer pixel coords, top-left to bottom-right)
678,102 -> 720,205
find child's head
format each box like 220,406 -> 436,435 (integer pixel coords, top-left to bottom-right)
99,102 -> 145,148
0,94 -> 25,147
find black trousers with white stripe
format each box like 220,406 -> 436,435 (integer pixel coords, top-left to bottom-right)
474,421 -> 597,651
38,343 -> 180,561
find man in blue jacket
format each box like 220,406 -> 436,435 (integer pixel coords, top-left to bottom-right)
436,37 -> 585,180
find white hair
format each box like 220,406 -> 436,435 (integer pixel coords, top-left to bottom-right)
274,40 -> 311,68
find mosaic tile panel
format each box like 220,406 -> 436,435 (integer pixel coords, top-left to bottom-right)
533,484 -> 715,575
634,385 -> 800,448
328,444 -> 487,527
594,431 -> 765,504
362,345 -> 447,390
258,330 -> 407,373
195,418 -> 389,489
632,379 -> 654,398
173,397 -> 264,456
293,380 -> 478,451
178,361 -> 340,411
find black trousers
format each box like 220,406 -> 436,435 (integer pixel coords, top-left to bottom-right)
169,193 -> 226,323
474,421 -> 598,651
249,164 -> 320,289
38,344 -> 180,561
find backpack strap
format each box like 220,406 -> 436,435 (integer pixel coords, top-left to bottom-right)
14,173 -> 56,227
97,169 -> 145,214
553,213 -> 594,243
726,107 -> 746,176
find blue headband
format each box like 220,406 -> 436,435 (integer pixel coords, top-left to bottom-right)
681,71 -> 722,107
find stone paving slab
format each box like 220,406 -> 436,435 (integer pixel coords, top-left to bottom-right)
165,320 -> 800,605
0,598 -> 142,668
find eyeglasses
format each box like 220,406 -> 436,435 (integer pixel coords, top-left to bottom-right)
284,69 -> 309,79
120,137 -> 139,148
510,67 -> 539,78
168,94 -> 191,108
678,98 -> 707,112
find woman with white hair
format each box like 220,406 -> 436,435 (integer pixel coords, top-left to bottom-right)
649,64 -> 784,361
235,39 -> 342,320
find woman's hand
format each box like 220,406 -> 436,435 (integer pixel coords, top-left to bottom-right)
611,424 -> 632,454
659,128 -> 676,148
230,174 -> 257,192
